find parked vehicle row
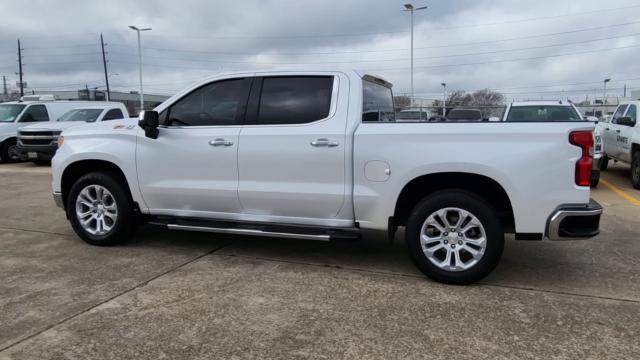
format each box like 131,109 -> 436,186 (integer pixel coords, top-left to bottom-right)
0,96 -> 129,164
500,101 -> 603,187
50,70 -> 601,285
598,101 -> 640,188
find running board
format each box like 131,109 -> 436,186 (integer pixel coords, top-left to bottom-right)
166,224 -> 331,241
150,217 -> 360,242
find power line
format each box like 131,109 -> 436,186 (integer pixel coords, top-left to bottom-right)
107,21 -> 640,57
367,44 -> 640,71
106,32 -> 640,66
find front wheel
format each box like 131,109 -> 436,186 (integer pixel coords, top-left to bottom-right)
67,171 -> 136,246
406,190 -> 504,285
0,139 -> 22,163
632,152 -> 640,190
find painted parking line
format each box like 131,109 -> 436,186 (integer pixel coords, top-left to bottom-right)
600,179 -> 640,206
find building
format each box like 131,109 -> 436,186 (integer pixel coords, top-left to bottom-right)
23,89 -> 170,116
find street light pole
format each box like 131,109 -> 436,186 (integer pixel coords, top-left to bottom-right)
129,25 -> 152,113
441,83 -> 447,116
603,78 -> 611,117
403,4 -> 427,107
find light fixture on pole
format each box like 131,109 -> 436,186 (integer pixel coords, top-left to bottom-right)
441,82 -> 447,116
402,3 -> 427,107
129,25 -> 152,112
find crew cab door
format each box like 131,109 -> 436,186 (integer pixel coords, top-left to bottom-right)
617,104 -> 637,163
136,77 -> 252,216
237,74 -> 348,221
603,104 -> 626,158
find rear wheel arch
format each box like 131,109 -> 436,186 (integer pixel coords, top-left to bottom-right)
393,172 -> 515,231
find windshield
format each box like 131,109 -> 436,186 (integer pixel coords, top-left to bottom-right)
0,104 -> 26,122
506,105 -> 582,122
57,108 -> 104,122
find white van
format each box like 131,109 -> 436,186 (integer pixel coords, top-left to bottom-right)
0,96 -> 100,162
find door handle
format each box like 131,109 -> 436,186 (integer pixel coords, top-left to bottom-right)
616,130 -> 621,133
310,138 -> 339,147
209,138 -> 233,147
605,128 -> 610,131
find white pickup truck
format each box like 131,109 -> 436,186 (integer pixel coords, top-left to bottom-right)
51,70 -> 602,284
599,101 -> 640,188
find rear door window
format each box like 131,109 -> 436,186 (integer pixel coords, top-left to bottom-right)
253,76 -> 334,125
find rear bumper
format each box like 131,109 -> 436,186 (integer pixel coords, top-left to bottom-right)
546,199 -> 602,241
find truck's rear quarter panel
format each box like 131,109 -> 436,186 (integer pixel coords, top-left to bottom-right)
353,122 -> 594,233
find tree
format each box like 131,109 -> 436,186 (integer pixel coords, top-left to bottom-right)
394,95 -> 411,108
433,89 -> 505,117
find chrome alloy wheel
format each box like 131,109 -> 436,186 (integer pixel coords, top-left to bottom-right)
420,207 -> 487,272
75,185 -> 118,236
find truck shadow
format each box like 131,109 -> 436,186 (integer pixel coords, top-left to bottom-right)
127,224 -> 639,301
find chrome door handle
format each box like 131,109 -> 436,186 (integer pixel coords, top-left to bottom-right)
209,138 -> 233,147
310,138 -> 339,147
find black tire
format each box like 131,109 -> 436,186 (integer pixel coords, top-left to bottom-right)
0,139 -> 21,163
590,177 -> 599,188
405,190 -> 504,285
66,171 -> 136,246
600,156 -> 609,171
632,152 -> 640,190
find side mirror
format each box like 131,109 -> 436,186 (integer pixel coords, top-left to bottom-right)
138,111 -> 159,139
617,116 -> 636,127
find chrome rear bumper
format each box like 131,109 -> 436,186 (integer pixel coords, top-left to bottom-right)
547,199 -> 602,241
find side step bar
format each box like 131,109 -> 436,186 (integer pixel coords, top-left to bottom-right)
166,224 -> 331,241
150,217 -> 360,242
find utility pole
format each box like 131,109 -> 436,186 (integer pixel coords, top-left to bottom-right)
100,34 -> 111,101
17,39 -> 24,97
2,76 -> 7,95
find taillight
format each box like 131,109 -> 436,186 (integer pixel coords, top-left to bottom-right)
569,131 -> 593,187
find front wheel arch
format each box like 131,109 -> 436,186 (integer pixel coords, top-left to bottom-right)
61,160 -> 134,211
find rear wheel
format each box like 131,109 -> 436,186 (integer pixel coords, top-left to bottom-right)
631,152 -> 640,190
405,190 -> 504,285
0,139 -> 21,163
67,171 -> 136,246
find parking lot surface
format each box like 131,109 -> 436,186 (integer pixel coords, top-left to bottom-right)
0,162 -> 639,359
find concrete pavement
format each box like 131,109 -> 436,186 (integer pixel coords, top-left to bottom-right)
0,162 -> 638,359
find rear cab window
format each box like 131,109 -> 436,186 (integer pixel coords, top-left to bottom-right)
362,77 -> 395,122
505,106 -> 582,122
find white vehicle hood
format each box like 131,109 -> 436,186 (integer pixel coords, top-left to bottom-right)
20,121 -> 90,132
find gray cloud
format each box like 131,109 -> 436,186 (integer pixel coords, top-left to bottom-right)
0,0 -> 639,101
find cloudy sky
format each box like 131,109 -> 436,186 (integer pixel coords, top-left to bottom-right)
1,0 -> 639,102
